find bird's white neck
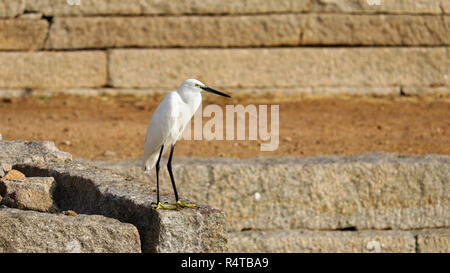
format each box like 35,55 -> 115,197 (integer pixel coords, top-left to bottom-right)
177,89 -> 202,115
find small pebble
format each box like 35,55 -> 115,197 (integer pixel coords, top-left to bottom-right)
64,210 -> 78,216
2,170 -> 25,180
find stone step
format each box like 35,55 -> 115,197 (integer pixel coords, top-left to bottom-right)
0,140 -> 227,253
0,207 -> 141,253
95,153 -> 450,232
228,228 -> 450,253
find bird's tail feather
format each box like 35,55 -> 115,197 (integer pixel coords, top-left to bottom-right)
142,152 -> 159,172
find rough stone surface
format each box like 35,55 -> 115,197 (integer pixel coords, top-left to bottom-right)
24,0 -> 445,16
310,0 -> 443,14
416,229 -> 450,253
96,154 -> 450,232
109,48 -> 450,89
0,140 -> 227,253
0,177 -> 58,212
15,161 -> 228,253
2,169 -> 25,179
0,140 -> 72,165
0,52 -> 107,88
442,0 -> 450,14
26,0 -> 311,16
310,86 -> 401,96
0,0 -> 25,18
228,230 -> 416,253
0,86 -> 409,98
0,19 -> 48,50
47,15 -> 300,49
1,162 -> 12,173
301,14 -> 450,46
153,206 -> 228,253
47,14 -> 450,49
0,208 -> 141,253
402,86 -> 450,95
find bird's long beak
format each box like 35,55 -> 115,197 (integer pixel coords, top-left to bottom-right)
201,86 -> 231,98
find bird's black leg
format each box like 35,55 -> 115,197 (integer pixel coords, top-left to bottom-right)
155,145 -> 175,210
167,144 -> 179,202
167,145 -> 197,208
155,145 -> 164,204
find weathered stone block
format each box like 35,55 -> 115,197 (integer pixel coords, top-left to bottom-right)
228,230 -> 416,253
402,86 -> 450,95
26,0 -> 311,16
0,177 -> 58,212
16,161 -> 228,253
0,140 -> 228,253
0,140 -> 72,165
0,208 -> 141,253
109,48 -> 449,89
47,14 -> 450,49
0,52 -> 107,88
0,19 -> 48,50
46,15 -> 300,49
98,154 -> 450,232
24,0 -> 445,16
301,14 -> 450,46
416,229 -> 450,253
0,0 -> 25,18
312,0 -> 443,14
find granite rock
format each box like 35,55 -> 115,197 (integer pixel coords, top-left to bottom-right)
0,140 -> 72,165
0,208 -> 141,253
96,154 -> 450,232
0,177 -> 58,212
416,229 -> 450,253
228,229 -> 416,253
109,48 -> 449,89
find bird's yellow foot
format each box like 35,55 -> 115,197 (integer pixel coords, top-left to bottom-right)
168,200 -> 197,208
155,202 -> 177,210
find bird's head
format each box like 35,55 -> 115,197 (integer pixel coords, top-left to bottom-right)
179,79 -> 231,98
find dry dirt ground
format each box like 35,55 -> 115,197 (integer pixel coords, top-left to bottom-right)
0,94 -> 448,160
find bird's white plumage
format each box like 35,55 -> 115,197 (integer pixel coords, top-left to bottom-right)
142,79 -> 203,171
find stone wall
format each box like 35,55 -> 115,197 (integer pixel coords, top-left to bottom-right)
0,0 -> 449,97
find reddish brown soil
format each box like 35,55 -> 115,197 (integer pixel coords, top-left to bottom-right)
0,94 -> 448,160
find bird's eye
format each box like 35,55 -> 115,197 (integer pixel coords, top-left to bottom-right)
195,84 -> 200,88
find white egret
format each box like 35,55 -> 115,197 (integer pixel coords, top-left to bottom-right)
142,79 -> 231,210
